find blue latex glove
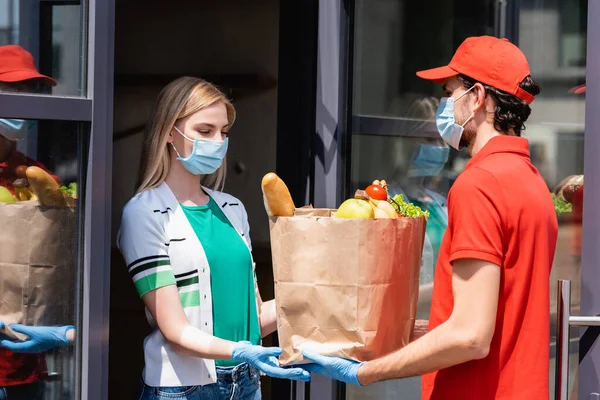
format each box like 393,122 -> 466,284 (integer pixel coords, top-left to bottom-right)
0,322 -> 73,353
232,341 -> 310,382
302,349 -> 364,386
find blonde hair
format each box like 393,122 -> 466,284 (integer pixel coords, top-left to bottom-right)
136,77 -> 236,193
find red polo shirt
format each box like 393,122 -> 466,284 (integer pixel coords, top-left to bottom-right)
0,351 -> 46,387
422,136 -> 558,400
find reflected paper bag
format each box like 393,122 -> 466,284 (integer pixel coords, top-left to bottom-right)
0,201 -> 76,340
271,209 -> 426,365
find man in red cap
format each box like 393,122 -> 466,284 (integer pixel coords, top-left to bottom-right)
302,36 -> 558,400
0,45 -> 75,400
0,45 -> 59,194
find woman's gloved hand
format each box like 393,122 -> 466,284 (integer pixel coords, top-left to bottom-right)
231,341 -> 310,382
0,321 -> 73,353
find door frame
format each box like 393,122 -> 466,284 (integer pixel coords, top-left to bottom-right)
578,0 -> 600,397
276,0 -> 351,398
81,0 -> 115,399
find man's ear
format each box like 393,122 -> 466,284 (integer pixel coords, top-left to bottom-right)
473,83 -> 487,112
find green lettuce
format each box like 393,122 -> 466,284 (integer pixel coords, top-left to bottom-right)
390,194 -> 430,218
60,182 -> 78,198
552,193 -> 572,216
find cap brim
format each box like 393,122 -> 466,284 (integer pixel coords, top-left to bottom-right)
0,70 -> 57,86
569,84 -> 586,94
416,65 -> 459,83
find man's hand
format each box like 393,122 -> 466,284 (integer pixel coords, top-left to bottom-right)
302,350 -> 364,386
0,322 -> 73,353
232,341 -> 310,382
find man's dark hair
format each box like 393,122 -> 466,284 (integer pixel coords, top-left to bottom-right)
0,78 -> 45,94
459,74 -> 541,136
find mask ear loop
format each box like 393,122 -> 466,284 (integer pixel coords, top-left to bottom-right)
461,113 -> 475,128
454,84 -> 476,102
170,125 -> 198,161
173,126 -> 195,143
456,85 -> 477,128
171,140 -> 199,161
170,142 -> 183,158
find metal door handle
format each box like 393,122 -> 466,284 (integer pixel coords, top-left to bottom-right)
556,280 -> 600,400
556,280 -> 571,400
569,316 -> 600,326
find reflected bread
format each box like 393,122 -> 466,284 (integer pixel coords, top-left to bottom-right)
26,166 -> 66,207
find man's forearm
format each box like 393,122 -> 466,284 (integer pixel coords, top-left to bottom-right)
358,319 -> 488,385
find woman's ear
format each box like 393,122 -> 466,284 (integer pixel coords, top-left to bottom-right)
166,126 -> 175,144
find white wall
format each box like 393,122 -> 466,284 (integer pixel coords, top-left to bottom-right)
111,0 -> 279,246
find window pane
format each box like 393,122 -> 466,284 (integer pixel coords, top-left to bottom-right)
0,117 -> 87,399
347,0 -> 586,398
0,0 -> 85,97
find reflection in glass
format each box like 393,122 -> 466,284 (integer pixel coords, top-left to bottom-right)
347,0 -> 587,399
352,97 -> 449,293
0,45 -> 57,94
0,0 -> 84,96
0,118 -> 86,400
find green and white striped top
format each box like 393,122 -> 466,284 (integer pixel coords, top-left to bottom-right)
117,182 -> 259,387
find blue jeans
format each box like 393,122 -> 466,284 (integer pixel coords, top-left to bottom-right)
0,382 -> 45,400
137,363 -> 261,400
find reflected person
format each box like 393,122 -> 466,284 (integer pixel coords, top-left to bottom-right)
0,45 -> 75,400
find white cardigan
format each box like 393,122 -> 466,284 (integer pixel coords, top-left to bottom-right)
117,182 -> 258,387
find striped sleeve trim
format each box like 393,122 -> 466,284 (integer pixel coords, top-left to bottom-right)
128,255 -> 170,278
132,264 -> 172,282
128,254 -> 170,270
134,270 -> 176,298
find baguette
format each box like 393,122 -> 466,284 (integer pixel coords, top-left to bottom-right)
26,166 -> 66,207
261,172 -> 295,217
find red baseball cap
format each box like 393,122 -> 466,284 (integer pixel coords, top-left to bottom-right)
569,84 -> 586,94
416,36 -> 535,104
0,45 -> 56,86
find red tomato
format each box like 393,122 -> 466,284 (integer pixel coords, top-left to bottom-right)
365,184 -> 388,201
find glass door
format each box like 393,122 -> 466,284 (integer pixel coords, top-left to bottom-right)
0,0 -> 114,399
344,0 -> 588,399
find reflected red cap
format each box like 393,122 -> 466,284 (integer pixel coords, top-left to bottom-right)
569,84 -> 586,94
416,36 -> 535,104
0,45 -> 56,86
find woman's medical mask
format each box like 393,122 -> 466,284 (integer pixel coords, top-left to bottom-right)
0,119 -> 27,141
409,143 -> 450,177
171,126 -> 228,175
435,86 -> 475,150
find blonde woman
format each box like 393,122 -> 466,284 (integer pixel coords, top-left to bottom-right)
118,77 -> 309,400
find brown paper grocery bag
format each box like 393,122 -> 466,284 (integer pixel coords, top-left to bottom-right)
0,201 -> 76,340
271,209 -> 426,365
